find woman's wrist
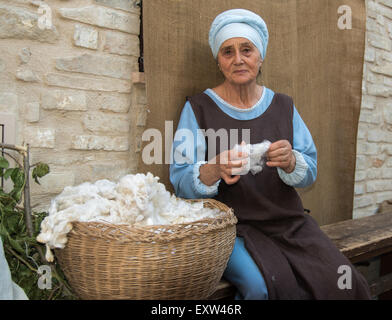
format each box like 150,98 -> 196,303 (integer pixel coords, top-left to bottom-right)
283,151 -> 297,174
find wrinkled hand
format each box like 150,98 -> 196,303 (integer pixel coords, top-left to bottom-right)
213,141 -> 249,185
200,141 -> 249,186
266,140 -> 296,173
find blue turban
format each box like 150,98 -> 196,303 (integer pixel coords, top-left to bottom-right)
209,9 -> 269,60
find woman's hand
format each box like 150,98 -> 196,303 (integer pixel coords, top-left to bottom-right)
266,140 -> 296,173
199,142 -> 249,186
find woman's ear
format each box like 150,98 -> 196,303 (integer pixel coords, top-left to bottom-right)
258,58 -> 263,76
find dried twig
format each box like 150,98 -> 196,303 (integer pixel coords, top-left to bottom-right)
23,144 -> 33,238
4,245 -> 37,273
0,143 -> 27,155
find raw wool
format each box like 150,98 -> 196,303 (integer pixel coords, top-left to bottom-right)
37,173 -> 223,262
232,140 -> 271,176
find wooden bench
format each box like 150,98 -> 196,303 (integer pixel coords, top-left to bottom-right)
208,210 -> 392,299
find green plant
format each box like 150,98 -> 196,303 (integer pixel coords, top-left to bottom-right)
0,145 -> 75,300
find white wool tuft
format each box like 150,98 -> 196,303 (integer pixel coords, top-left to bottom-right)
232,140 -> 271,176
37,173 -> 222,262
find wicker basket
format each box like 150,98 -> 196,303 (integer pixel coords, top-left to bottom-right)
55,199 -> 237,300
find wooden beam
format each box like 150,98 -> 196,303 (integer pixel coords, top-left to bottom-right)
321,211 -> 392,262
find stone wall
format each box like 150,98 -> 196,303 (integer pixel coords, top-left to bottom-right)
354,0 -> 392,219
0,0 -> 146,210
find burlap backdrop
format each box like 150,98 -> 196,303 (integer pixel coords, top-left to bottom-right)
139,0 -> 366,226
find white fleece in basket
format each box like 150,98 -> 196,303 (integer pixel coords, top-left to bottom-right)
37,173 -> 222,262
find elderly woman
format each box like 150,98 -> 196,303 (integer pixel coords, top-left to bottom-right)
170,9 -> 371,300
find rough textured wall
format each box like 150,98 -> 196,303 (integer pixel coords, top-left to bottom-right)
354,0 -> 392,218
0,0 -> 147,210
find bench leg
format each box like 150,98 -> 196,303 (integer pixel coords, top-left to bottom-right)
379,252 -> 392,300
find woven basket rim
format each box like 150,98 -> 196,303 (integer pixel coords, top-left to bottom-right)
64,198 -> 237,243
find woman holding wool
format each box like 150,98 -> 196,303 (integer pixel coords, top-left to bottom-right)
170,9 -> 371,299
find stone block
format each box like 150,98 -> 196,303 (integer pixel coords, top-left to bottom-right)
359,109 -> 382,124
135,106 -> 148,127
365,47 -> 376,62
366,71 -> 383,84
91,161 -> 129,181
380,0 -> 392,9
382,166 -> 392,178
383,102 -> 392,123
93,93 -> 131,113
16,67 -> 40,82
366,83 -> 390,97
82,113 -> 130,133
381,144 -> 392,155
19,48 -> 32,64
41,89 -> 87,111
31,172 -> 75,195
361,95 -> 376,110
355,183 -> 365,195
366,17 -> 384,34
55,53 -> 136,80
103,31 -> 139,56
375,191 -> 392,204
58,5 -> 140,35
372,157 -> 385,168
0,4 -> 58,43
71,135 -> 129,151
132,72 -> 145,84
355,170 -> 367,182
0,58 -> 4,73
94,0 -> 140,13
367,33 -> 391,51
371,63 -> 392,77
357,141 -> 379,155
384,76 -> 392,87
354,195 -> 374,209
367,180 -> 392,193
24,127 -> 55,148
356,155 -> 368,171
367,168 -> 383,180
383,51 -> 392,63
74,24 -> 98,50
25,102 -> 40,123
0,92 -> 18,113
45,73 -> 132,93
377,1 -> 392,19
368,129 -> 392,143
353,206 -> 378,219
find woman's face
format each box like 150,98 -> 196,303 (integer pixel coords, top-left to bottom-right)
217,37 -> 262,86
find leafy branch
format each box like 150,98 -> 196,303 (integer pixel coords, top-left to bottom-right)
0,143 -> 75,300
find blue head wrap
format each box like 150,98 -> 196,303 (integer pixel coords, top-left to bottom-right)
209,9 -> 269,60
